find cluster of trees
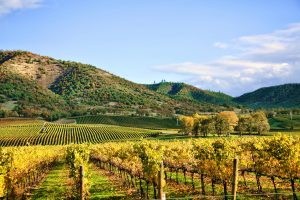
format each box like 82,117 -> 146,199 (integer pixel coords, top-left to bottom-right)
178,111 -> 270,136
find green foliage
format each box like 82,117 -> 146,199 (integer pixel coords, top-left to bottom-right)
146,82 -> 237,107
0,148 -> 12,197
0,70 -> 67,117
201,117 -> 216,136
0,123 -> 159,147
269,114 -> 300,130
134,141 -> 165,184
71,115 -> 178,129
0,50 -> 236,118
214,115 -> 231,136
66,144 -> 90,199
234,83 -> 300,108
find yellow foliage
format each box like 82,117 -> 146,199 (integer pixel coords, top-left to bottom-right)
218,111 -> 238,131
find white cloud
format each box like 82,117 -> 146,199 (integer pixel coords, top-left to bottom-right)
0,0 -> 42,15
214,42 -> 228,49
154,23 -> 300,96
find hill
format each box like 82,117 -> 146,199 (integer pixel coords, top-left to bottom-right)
0,50 -> 231,119
234,84 -> 300,108
145,82 -> 235,106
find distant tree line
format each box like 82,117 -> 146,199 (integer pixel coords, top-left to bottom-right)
178,111 -> 270,136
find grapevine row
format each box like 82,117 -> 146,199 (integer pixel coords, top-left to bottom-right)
0,123 -> 159,146
0,146 -> 65,198
71,115 -> 177,129
90,135 -> 300,199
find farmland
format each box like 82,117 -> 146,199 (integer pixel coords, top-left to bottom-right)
1,136 -> 299,199
0,116 -> 299,199
0,119 -> 159,147
269,114 -> 300,130
71,114 -> 178,129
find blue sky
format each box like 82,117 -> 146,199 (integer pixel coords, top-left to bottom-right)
1,0 -> 300,96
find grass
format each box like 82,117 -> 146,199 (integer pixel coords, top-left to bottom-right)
32,163 -> 71,200
267,131 -> 300,137
269,114 -> 300,130
89,164 -> 128,199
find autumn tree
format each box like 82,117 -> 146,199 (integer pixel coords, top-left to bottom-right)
214,115 -> 230,136
178,116 -> 194,135
192,113 -> 208,136
236,115 -> 251,136
200,117 -> 216,137
251,111 -> 270,135
218,111 -> 238,132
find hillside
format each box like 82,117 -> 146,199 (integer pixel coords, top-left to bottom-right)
234,84 -> 300,108
0,50 -> 230,119
145,82 -> 236,106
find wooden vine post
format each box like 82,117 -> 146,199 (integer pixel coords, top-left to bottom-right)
158,161 -> 166,200
232,157 -> 239,200
80,165 -> 84,200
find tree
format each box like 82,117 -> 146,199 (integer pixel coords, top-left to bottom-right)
200,117 -> 216,137
0,109 -> 7,118
178,116 -> 194,135
218,111 -> 238,132
215,115 -> 230,136
192,114 -> 207,136
236,115 -> 250,136
251,111 -> 270,135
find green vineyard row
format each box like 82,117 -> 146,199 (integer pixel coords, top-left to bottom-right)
0,123 -> 159,146
70,115 -> 178,129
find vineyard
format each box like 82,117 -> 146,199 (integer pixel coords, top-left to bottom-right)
0,122 -> 159,147
0,118 -> 44,126
0,135 -> 299,199
90,135 -> 300,199
71,115 -> 178,129
269,114 -> 300,130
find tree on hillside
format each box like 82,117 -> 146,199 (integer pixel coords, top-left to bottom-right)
251,111 -> 270,135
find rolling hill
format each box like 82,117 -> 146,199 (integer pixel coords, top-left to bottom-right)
145,82 -> 236,106
234,84 -> 300,108
0,50 -> 232,119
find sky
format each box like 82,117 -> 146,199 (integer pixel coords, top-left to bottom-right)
1,0 -> 300,96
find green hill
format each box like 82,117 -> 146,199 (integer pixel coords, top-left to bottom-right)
0,50 -> 231,119
145,82 -> 235,106
234,84 -> 300,108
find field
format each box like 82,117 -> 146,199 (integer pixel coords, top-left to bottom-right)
0,119 -> 159,147
269,114 -> 300,130
70,115 -> 178,129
